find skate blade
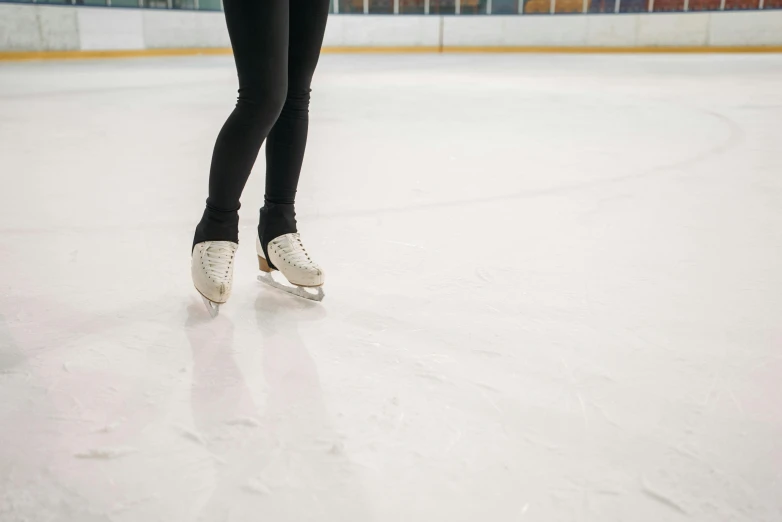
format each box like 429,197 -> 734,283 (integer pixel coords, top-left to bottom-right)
257,273 -> 325,302
201,295 -> 220,318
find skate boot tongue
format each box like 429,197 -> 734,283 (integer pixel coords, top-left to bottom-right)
275,234 -> 312,266
205,243 -> 236,283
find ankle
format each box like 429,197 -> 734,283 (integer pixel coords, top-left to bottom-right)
258,203 -> 297,252
193,205 -> 239,250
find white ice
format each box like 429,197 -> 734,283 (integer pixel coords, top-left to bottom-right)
1,53 -> 781,522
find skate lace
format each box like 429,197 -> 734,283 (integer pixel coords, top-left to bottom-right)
273,233 -> 318,269
204,243 -> 235,282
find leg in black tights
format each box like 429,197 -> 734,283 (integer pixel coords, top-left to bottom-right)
193,0 -> 330,251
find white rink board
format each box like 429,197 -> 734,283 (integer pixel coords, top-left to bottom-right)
585,15 -> 639,47
143,10 -> 201,49
635,12 -> 711,47
443,15 -> 590,46
323,15 -> 440,47
708,10 -> 782,46
78,8 -> 145,51
0,4 -> 45,51
36,5 -> 81,51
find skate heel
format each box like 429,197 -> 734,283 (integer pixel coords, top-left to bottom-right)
258,255 -> 273,273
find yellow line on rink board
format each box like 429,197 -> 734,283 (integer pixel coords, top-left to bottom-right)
440,45 -> 782,53
321,46 -> 443,53
0,48 -> 233,61
1,45 -> 781,61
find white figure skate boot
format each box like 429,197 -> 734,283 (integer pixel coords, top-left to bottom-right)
256,233 -> 325,302
192,241 -> 238,317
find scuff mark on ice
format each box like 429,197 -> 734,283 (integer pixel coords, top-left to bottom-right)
226,416 -> 261,427
74,446 -> 137,459
92,421 -> 121,433
245,478 -> 273,496
641,476 -> 688,516
177,425 -> 208,445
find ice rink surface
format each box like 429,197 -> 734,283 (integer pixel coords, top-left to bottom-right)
1,53 -> 781,521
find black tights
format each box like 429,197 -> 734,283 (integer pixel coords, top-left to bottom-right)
193,0 -> 330,250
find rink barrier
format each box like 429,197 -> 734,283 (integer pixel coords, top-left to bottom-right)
0,5 -> 781,57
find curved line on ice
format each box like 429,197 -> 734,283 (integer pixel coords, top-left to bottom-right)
306,108 -> 744,221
